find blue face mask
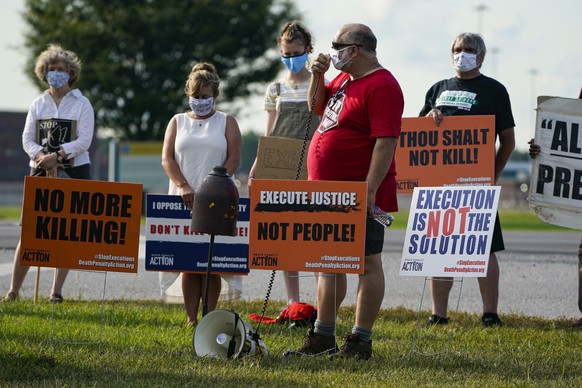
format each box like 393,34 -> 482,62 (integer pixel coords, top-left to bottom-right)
280,52 -> 308,74
46,71 -> 70,89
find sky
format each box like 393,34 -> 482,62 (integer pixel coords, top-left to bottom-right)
1,0 -> 581,152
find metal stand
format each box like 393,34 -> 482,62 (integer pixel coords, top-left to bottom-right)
410,276 -> 463,356
50,270 -> 108,350
202,234 -> 216,317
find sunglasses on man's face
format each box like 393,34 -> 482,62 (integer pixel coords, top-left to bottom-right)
331,42 -> 362,50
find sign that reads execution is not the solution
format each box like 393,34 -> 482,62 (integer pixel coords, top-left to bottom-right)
400,186 -> 500,277
249,179 -> 367,274
145,194 -> 249,274
20,176 -> 143,273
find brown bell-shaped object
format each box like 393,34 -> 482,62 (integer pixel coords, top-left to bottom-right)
191,166 -> 239,236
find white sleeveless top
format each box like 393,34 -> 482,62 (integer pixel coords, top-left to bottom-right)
161,110 -> 242,302
168,111 -> 228,194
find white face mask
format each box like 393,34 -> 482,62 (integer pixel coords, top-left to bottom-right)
453,52 -> 478,72
329,46 -> 353,71
189,96 -> 214,116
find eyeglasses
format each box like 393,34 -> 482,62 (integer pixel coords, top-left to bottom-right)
331,42 -> 362,50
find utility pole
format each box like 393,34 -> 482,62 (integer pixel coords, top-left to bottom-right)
529,68 -> 539,136
475,3 -> 488,34
490,47 -> 499,78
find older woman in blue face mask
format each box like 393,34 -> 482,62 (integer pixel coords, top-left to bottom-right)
1,44 -> 94,304
247,20 -> 322,308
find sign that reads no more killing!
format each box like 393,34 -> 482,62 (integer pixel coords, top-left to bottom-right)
20,176 -> 143,273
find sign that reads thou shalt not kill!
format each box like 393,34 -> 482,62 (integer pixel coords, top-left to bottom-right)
145,194 -> 249,274
400,186 -> 500,277
20,176 -> 143,273
249,179 -> 367,274
395,115 -> 495,193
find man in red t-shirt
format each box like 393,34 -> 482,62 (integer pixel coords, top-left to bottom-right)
284,23 -> 404,360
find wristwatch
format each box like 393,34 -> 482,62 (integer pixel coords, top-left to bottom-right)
56,152 -> 65,164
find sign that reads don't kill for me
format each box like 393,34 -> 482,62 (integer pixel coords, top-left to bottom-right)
249,179 -> 367,274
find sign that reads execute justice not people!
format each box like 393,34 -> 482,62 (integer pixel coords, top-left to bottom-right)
249,179 -> 367,274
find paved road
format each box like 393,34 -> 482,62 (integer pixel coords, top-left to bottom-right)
1,220 -> 580,320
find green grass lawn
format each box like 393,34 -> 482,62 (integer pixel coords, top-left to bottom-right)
1,206 -> 580,386
0,206 -> 22,221
1,300 -> 581,387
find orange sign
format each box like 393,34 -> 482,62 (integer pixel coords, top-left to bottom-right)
249,179 -> 367,274
20,176 -> 143,273
396,115 -> 495,193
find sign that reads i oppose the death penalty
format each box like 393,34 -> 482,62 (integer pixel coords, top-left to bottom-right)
400,186 -> 500,277
249,179 -> 367,274
20,176 -> 143,273
145,194 -> 249,274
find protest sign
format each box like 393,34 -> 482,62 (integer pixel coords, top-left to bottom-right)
396,115 -> 495,193
249,179 -> 367,274
145,194 -> 249,274
529,96 -> 582,230
20,176 -> 142,273
400,186 -> 500,277
254,136 -> 309,180
36,118 -> 76,168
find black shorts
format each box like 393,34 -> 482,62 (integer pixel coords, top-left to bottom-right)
490,212 -> 505,253
30,163 -> 92,180
365,216 -> 385,256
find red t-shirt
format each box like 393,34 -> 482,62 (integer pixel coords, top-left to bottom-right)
307,69 -> 404,212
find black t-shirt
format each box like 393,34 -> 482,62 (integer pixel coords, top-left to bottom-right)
419,74 -> 515,135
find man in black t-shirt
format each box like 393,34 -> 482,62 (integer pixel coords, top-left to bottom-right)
419,32 -> 516,327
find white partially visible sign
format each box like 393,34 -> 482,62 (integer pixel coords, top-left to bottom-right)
529,96 -> 582,230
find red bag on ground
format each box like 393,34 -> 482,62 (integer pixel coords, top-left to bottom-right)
248,302 -> 317,327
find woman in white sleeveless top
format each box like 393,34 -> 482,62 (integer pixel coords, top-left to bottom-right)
161,62 -> 242,326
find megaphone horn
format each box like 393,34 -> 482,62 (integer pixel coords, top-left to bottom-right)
193,309 -> 268,360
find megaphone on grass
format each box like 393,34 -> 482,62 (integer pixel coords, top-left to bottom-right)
193,309 -> 268,359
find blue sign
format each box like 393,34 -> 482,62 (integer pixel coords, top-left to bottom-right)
145,194 -> 249,274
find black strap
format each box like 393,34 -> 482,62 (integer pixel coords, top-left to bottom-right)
227,311 -> 240,358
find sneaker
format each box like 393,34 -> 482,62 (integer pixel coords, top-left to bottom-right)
283,329 -> 337,357
48,293 -> 64,303
332,333 -> 372,361
482,313 -> 503,327
427,314 -> 449,325
0,292 -> 17,303
571,318 -> 582,328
